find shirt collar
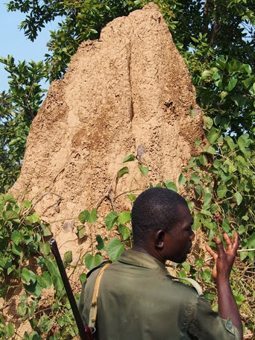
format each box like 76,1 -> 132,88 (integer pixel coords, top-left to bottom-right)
118,249 -> 168,274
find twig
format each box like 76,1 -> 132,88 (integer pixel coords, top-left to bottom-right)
114,188 -> 141,200
0,302 -> 10,312
237,249 -> 255,252
95,184 -> 113,210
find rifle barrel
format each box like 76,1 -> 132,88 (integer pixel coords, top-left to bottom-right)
49,238 -> 93,340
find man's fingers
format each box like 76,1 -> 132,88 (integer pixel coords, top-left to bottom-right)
223,233 -> 232,251
205,244 -> 218,260
223,232 -> 232,245
232,231 -> 239,253
215,237 -> 224,256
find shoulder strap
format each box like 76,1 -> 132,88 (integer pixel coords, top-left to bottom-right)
171,276 -> 203,296
181,277 -> 203,296
88,263 -> 111,330
87,260 -> 110,278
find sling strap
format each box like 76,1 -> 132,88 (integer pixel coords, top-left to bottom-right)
88,263 -> 111,330
171,276 -> 203,296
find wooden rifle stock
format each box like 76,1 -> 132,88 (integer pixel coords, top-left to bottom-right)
49,238 -> 94,340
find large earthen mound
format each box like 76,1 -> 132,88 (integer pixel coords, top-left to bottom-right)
11,3 -> 204,256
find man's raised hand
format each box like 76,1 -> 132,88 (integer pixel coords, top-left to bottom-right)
205,232 -> 239,281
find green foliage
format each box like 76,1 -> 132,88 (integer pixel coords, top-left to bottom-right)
78,208 -> 132,266
0,194 -> 82,338
0,194 -> 48,292
117,166 -> 129,179
76,208 -> 98,240
164,180 -> 177,192
5,0 -> 255,81
198,56 -> 255,137
123,153 -> 136,162
84,253 -> 103,270
182,130 -> 255,262
78,208 -> 97,224
105,211 -> 118,230
139,164 -> 149,176
63,250 -> 73,267
0,56 -> 47,192
105,238 -> 125,261
0,56 -> 47,120
0,189 -> 133,337
7,0 -> 146,80
0,317 -> 15,339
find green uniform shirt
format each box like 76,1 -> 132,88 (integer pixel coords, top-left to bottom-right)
79,249 -> 240,340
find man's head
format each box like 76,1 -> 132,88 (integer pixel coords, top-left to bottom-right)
131,187 -> 194,263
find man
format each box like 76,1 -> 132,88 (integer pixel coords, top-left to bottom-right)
79,187 -> 242,339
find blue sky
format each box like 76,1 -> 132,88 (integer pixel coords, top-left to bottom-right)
0,1 -> 59,91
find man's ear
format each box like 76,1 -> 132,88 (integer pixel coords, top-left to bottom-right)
155,230 -> 165,249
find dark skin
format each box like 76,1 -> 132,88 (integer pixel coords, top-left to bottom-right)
133,203 -> 243,338
206,232 -> 243,338
133,204 -> 194,263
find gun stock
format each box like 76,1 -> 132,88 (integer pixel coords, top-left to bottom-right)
50,238 -> 94,340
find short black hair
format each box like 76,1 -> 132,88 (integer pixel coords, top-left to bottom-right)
131,187 -> 187,246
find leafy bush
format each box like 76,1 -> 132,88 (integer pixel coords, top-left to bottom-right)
0,145 -> 254,337
0,194 -> 77,338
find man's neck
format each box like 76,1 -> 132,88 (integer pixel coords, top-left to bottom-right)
132,245 -> 166,264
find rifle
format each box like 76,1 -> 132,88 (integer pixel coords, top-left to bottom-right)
49,238 -> 94,340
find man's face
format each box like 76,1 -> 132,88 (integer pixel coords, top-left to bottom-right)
164,204 -> 194,263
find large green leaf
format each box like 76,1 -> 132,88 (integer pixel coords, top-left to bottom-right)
3,210 -> 19,221
247,233 -> 255,248
25,212 -> 40,224
105,211 -> 118,230
237,134 -> 250,154
225,136 -> 236,150
207,127 -> 220,145
78,210 -> 90,223
118,225 -> 131,240
84,253 -> 103,270
117,167 -> 129,179
37,314 -> 54,333
21,268 -> 37,285
37,272 -> 52,289
44,258 -> 63,294
139,165 -> 149,176
63,251 -> 73,266
88,209 -> 97,223
217,184 -> 227,199
123,154 -> 136,163
17,301 -> 28,317
234,192 -> 243,206
77,225 -> 86,239
106,238 -> 125,261
164,181 -> 177,191
5,323 -> 15,337
203,192 -> 212,208
118,211 -> 131,225
11,230 -> 22,245
96,235 -> 105,250
226,77 -> 237,91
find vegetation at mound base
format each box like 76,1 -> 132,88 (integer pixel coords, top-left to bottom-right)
0,152 -> 254,338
